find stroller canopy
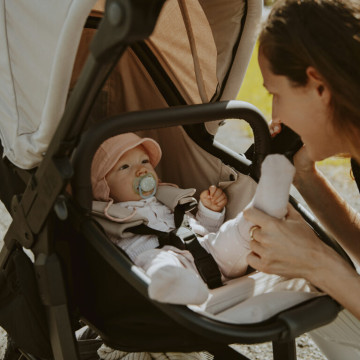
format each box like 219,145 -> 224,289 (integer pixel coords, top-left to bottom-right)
0,0 -> 261,169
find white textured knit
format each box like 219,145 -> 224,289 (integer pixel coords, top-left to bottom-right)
110,196 -> 224,262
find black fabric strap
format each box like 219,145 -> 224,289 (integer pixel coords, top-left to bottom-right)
173,201 -> 197,228
173,203 -> 222,288
129,222 -> 223,289
130,224 -> 185,249
181,231 -> 223,289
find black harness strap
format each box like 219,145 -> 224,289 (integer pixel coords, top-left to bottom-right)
179,228 -> 223,289
130,204 -> 223,289
130,223 -> 185,250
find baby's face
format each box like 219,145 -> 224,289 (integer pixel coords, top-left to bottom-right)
106,145 -> 159,202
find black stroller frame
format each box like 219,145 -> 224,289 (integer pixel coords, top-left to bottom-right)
0,1 -> 349,359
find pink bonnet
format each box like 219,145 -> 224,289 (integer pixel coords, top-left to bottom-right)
91,133 -> 162,201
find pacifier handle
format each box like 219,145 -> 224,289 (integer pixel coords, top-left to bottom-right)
134,173 -> 157,199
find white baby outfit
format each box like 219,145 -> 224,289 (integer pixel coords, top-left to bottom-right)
93,190 -> 241,305
109,197 -> 225,264
92,154 -> 295,305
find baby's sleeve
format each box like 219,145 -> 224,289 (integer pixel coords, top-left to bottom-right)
194,200 -> 225,234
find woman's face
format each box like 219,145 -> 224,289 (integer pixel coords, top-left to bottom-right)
258,50 -> 349,161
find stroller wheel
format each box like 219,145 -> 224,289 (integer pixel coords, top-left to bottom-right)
3,335 -> 37,360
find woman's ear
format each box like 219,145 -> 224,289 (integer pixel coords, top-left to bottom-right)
306,67 -> 331,105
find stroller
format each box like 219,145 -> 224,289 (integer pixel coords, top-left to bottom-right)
0,0 -> 354,359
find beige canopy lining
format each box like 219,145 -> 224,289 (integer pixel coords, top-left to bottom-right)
89,0 -> 218,105
144,0 -> 217,106
0,0 -> 261,169
145,0 -> 247,106
178,0 -> 209,103
82,0 -> 260,137
91,0 -> 244,105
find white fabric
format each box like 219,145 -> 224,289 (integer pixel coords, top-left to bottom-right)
310,310 -> 360,360
205,0 -> 263,135
219,0 -> 262,101
195,200 -> 225,233
143,261 -> 209,305
189,272 -> 322,324
0,0 -> 97,169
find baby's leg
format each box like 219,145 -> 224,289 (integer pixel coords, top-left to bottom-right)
238,153 -> 295,238
203,154 -> 295,278
134,247 -> 209,305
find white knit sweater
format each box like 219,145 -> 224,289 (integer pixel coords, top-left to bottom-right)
110,196 -> 224,262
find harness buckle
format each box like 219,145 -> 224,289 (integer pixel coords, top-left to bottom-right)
182,234 -> 223,289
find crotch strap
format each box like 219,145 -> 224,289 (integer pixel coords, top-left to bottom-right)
130,205 -> 222,290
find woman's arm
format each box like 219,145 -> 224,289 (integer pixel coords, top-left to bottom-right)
244,205 -> 360,320
294,147 -> 360,263
313,246 -> 360,320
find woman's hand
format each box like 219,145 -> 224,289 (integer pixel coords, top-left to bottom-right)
200,185 -> 227,212
244,204 -> 360,319
244,204 -> 332,280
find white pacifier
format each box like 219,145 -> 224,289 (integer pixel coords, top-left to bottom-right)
134,173 -> 157,199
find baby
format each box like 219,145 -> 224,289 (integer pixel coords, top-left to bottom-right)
91,133 -> 295,305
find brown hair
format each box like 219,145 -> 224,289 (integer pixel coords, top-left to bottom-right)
259,0 -> 360,144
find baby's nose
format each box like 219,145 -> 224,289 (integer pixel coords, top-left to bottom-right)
136,167 -> 148,177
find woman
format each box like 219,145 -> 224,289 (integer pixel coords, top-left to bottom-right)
243,0 -> 360,358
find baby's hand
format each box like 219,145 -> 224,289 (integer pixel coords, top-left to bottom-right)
200,185 -> 227,212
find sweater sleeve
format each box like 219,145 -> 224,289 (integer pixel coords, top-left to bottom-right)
194,200 -> 225,233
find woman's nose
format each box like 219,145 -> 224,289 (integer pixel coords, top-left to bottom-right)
136,166 -> 148,177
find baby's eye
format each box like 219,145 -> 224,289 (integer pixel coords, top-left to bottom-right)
142,159 -> 150,164
119,164 -> 129,170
